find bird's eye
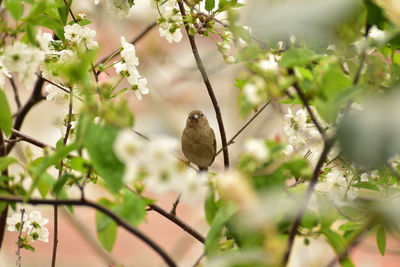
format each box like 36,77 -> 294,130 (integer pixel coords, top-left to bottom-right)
201,114 -> 204,117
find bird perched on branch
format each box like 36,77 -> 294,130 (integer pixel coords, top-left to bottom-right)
182,110 -> 216,171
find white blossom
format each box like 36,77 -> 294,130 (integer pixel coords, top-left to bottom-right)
154,0 -> 182,43
2,41 -> 44,89
113,129 -> 144,163
258,54 -> 279,73
37,29 -> 53,52
6,212 -> 29,232
243,77 -> 265,105
283,144 -> 294,157
31,226 -> 49,242
64,23 -> 98,51
0,57 -> 11,88
179,168 -> 208,203
368,25 -> 386,41
106,0 -> 134,19
244,138 -> 269,161
326,169 -> 358,205
45,84 -> 69,104
135,78 -> 149,100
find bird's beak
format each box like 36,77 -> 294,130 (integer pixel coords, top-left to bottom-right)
194,114 -> 199,120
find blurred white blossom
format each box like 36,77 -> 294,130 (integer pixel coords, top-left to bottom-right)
6,212 -> 28,232
326,169 -> 358,205
45,84 -> 69,104
153,0 -> 182,43
1,41 -> 44,89
243,77 -> 266,105
244,138 -> 269,161
258,54 -> 279,73
106,0 -> 134,19
368,25 -> 386,41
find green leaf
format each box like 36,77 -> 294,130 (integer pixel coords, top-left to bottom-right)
84,123 -> 124,193
57,0 -> 71,25
0,157 -> 17,172
205,203 -> 236,255
205,0 -> 215,11
280,48 -> 319,68
4,0 -> 24,20
27,143 -> 76,199
118,189 -> 146,227
351,181 -> 379,191
96,198 -> 117,252
205,187 -> 219,225
321,227 -> 346,253
0,90 -> 12,136
376,225 -> 386,256
364,0 -> 386,28
52,173 -> 72,196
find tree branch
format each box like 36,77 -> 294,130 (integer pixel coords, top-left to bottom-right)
7,76 -> 45,153
215,101 -> 271,156
0,195 -> 177,267
0,131 -> 9,249
282,137 -> 335,265
9,77 -> 21,110
63,0 -> 77,23
178,2 -> 230,169
148,204 -> 205,244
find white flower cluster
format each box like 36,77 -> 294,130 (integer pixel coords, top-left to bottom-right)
283,108 -> 323,165
243,77 -> 266,105
244,138 -> 269,161
153,0 -> 182,43
114,36 -> 149,100
0,57 -> 11,88
257,54 -> 279,73
64,23 -> 98,52
217,31 -> 235,64
325,169 -> 358,206
113,129 -> 208,203
0,41 -> 44,89
106,0 -> 135,19
7,210 -> 49,243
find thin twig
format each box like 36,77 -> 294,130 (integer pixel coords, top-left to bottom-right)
11,129 -> 54,150
148,204 -> 205,244
288,72 -> 325,138
52,83 -> 74,267
0,131 -> 9,249
215,101 -> 271,156
192,253 -> 205,267
63,0 -> 77,23
7,76 -> 45,153
16,209 -> 25,267
353,24 -> 371,85
178,1 -> 230,169
170,193 -> 181,216
95,21 -> 157,71
9,77 -> 21,110
282,137 -> 336,266
0,195 -> 177,267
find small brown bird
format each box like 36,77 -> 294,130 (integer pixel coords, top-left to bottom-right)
182,110 -> 216,171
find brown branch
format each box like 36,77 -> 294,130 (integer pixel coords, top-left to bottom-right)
16,209 -> 25,267
282,137 -> 335,266
170,193 -> 181,216
95,21 -> 157,70
11,129 -> 54,150
0,131 -> 8,249
288,72 -> 325,137
215,101 -> 271,156
178,1 -> 230,168
0,195 -> 177,267
9,78 -> 21,110
6,76 -> 45,153
63,0 -> 77,23
148,204 -> 205,244
353,24 -> 371,86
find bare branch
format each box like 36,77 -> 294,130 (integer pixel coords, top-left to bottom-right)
9,77 -> 21,110
0,195 -> 177,267
63,0 -> 77,23
178,2 -> 230,168
16,209 -> 25,267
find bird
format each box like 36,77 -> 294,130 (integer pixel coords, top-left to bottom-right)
181,110 -> 216,171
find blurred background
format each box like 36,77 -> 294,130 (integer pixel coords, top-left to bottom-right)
1,0 -> 400,266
